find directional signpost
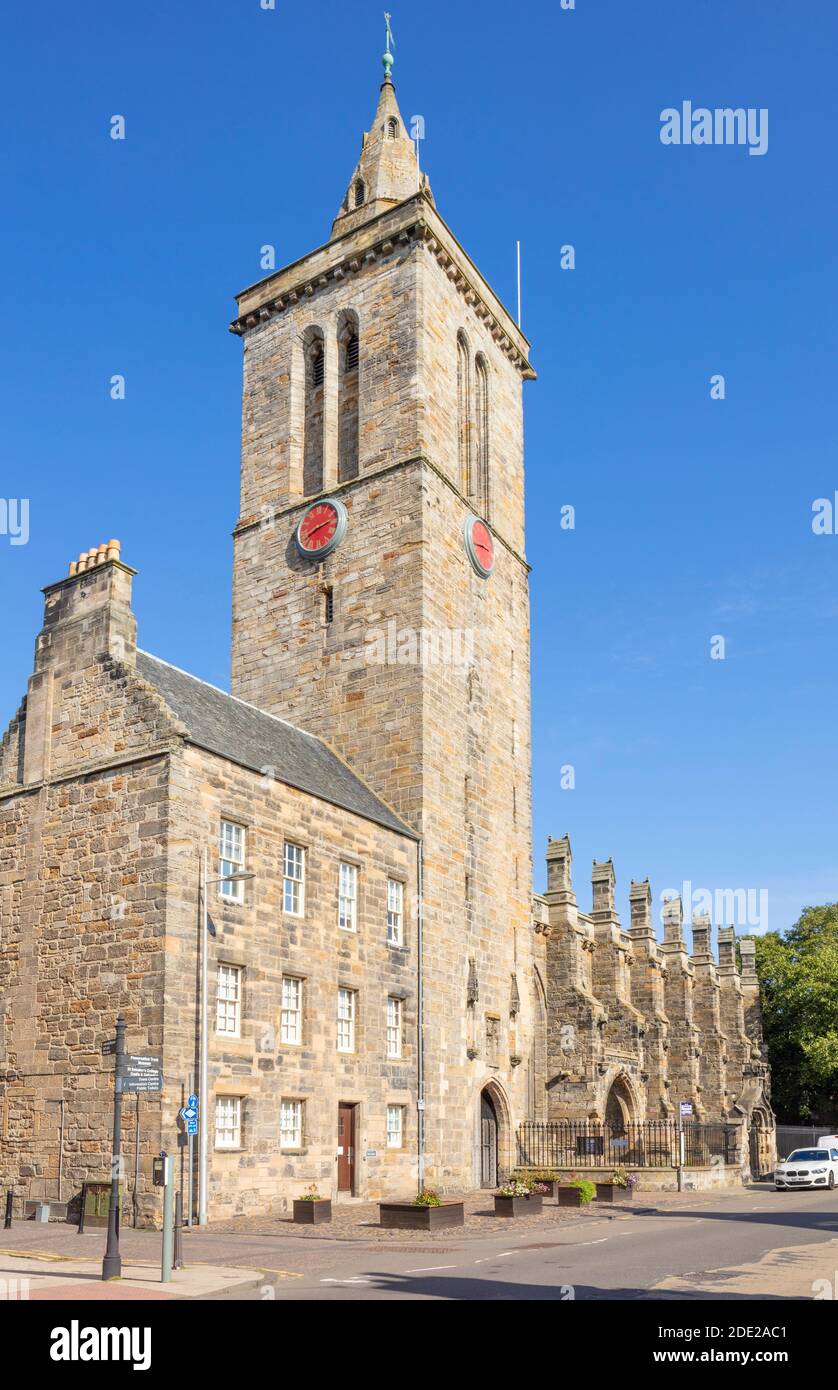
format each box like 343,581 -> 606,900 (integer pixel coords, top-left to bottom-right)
102,1014 -> 126,1280
119,1056 -> 163,1094
102,1029 -> 164,1280
181,1087 -> 199,1223
180,1103 -> 198,1136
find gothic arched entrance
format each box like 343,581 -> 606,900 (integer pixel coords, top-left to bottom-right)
604,1075 -> 635,1134
480,1089 -> 499,1188
749,1107 -> 774,1180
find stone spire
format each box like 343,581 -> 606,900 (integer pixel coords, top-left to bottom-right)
331,19 -> 433,241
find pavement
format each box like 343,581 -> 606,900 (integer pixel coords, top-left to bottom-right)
3,1182 -> 838,1300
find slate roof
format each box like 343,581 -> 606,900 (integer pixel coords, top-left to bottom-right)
136,650 -> 416,840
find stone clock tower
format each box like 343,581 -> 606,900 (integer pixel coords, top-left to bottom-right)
229,43 -> 537,1186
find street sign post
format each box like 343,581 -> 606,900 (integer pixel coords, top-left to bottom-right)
101,1014 -> 126,1280
119,1056 -> 163,1094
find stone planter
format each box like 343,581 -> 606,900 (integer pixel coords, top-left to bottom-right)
292,1198 -> 332,1225
379,1201 -> 465,1230
494,1194 -> 544,1218
558,1186 -> 585,1207
595,1183 -> 634,1204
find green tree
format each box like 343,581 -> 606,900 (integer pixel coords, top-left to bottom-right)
749,903 -> 838,1123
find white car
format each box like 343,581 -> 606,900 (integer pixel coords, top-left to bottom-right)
775,1146 -> 838,1191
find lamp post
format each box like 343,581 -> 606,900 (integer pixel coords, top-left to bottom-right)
197,851 -> 255,1227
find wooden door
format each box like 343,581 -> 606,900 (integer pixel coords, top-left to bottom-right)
337,1104 -> 355,1193
480,1092 -> 498,1188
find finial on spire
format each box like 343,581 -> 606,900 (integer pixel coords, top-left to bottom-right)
383,12 -> 395,83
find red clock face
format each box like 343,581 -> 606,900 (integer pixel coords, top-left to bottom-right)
295,499 -> 348,558
471,521 -> 494,572
464,515 -> 494,577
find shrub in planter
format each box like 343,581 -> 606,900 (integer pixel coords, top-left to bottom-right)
380,1188 -> 465,1230
292,1185 -> 332,1224
494,1180 -> 545,1217
558,1178 -> 596,1208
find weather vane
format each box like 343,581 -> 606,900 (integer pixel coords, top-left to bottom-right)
383,12 -> 395,81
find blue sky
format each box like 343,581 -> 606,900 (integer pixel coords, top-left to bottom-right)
1,0 -> 836,936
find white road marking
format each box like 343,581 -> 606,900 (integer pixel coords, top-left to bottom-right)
404,1264 -> 458,1273
576,1238 -> 608,1246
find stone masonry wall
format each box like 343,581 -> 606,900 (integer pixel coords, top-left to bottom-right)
161,743 -> 419,1219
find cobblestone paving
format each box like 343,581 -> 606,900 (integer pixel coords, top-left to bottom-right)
200,1191 -> 637,1242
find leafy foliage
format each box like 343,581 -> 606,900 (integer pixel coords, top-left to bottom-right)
414,1187 -> 442,1207
566,1178 -> 596,1205
750,903 -> 838,1122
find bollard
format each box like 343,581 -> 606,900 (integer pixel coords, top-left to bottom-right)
4,1190 -> 13,1230
174,1192 -> 183,1269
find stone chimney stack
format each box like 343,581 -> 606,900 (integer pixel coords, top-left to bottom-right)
22,541 -> 137,785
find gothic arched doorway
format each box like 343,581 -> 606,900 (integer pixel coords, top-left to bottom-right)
604,1075 -> 635,1135
480,1089 -> 499,1188
749,1108 -> 774,1180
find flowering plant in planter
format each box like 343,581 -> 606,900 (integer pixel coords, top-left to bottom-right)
298,1184 -> 326,1202
414,1188 -> 443,1207
496,1180 -> 535,1199
527,1169 -> 560,1184
611,1168 -> 637,1191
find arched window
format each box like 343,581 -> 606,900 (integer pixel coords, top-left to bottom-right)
456,331 -> 471,496
353,178 -> 365,208
338,313 -> 360,483
303,329 -> 325,495
474,354 -> 490,518
387,117 -> 398,139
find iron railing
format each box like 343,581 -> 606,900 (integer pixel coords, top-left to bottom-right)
516,1119 -> 739,1170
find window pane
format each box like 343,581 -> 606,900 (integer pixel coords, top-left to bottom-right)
337,988 -> 355,1052
280,1099 -> 302,1149
216,964 -> 241,1036
339,862 -> 357,930
386,996 -> 402,1057
281,976 -> 302,1045
215,1096 -> 241,1149
283,843 -> 305,915
387,879 -> 403,944
219,822 -> 245,901
386,1105 -> 403,1148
